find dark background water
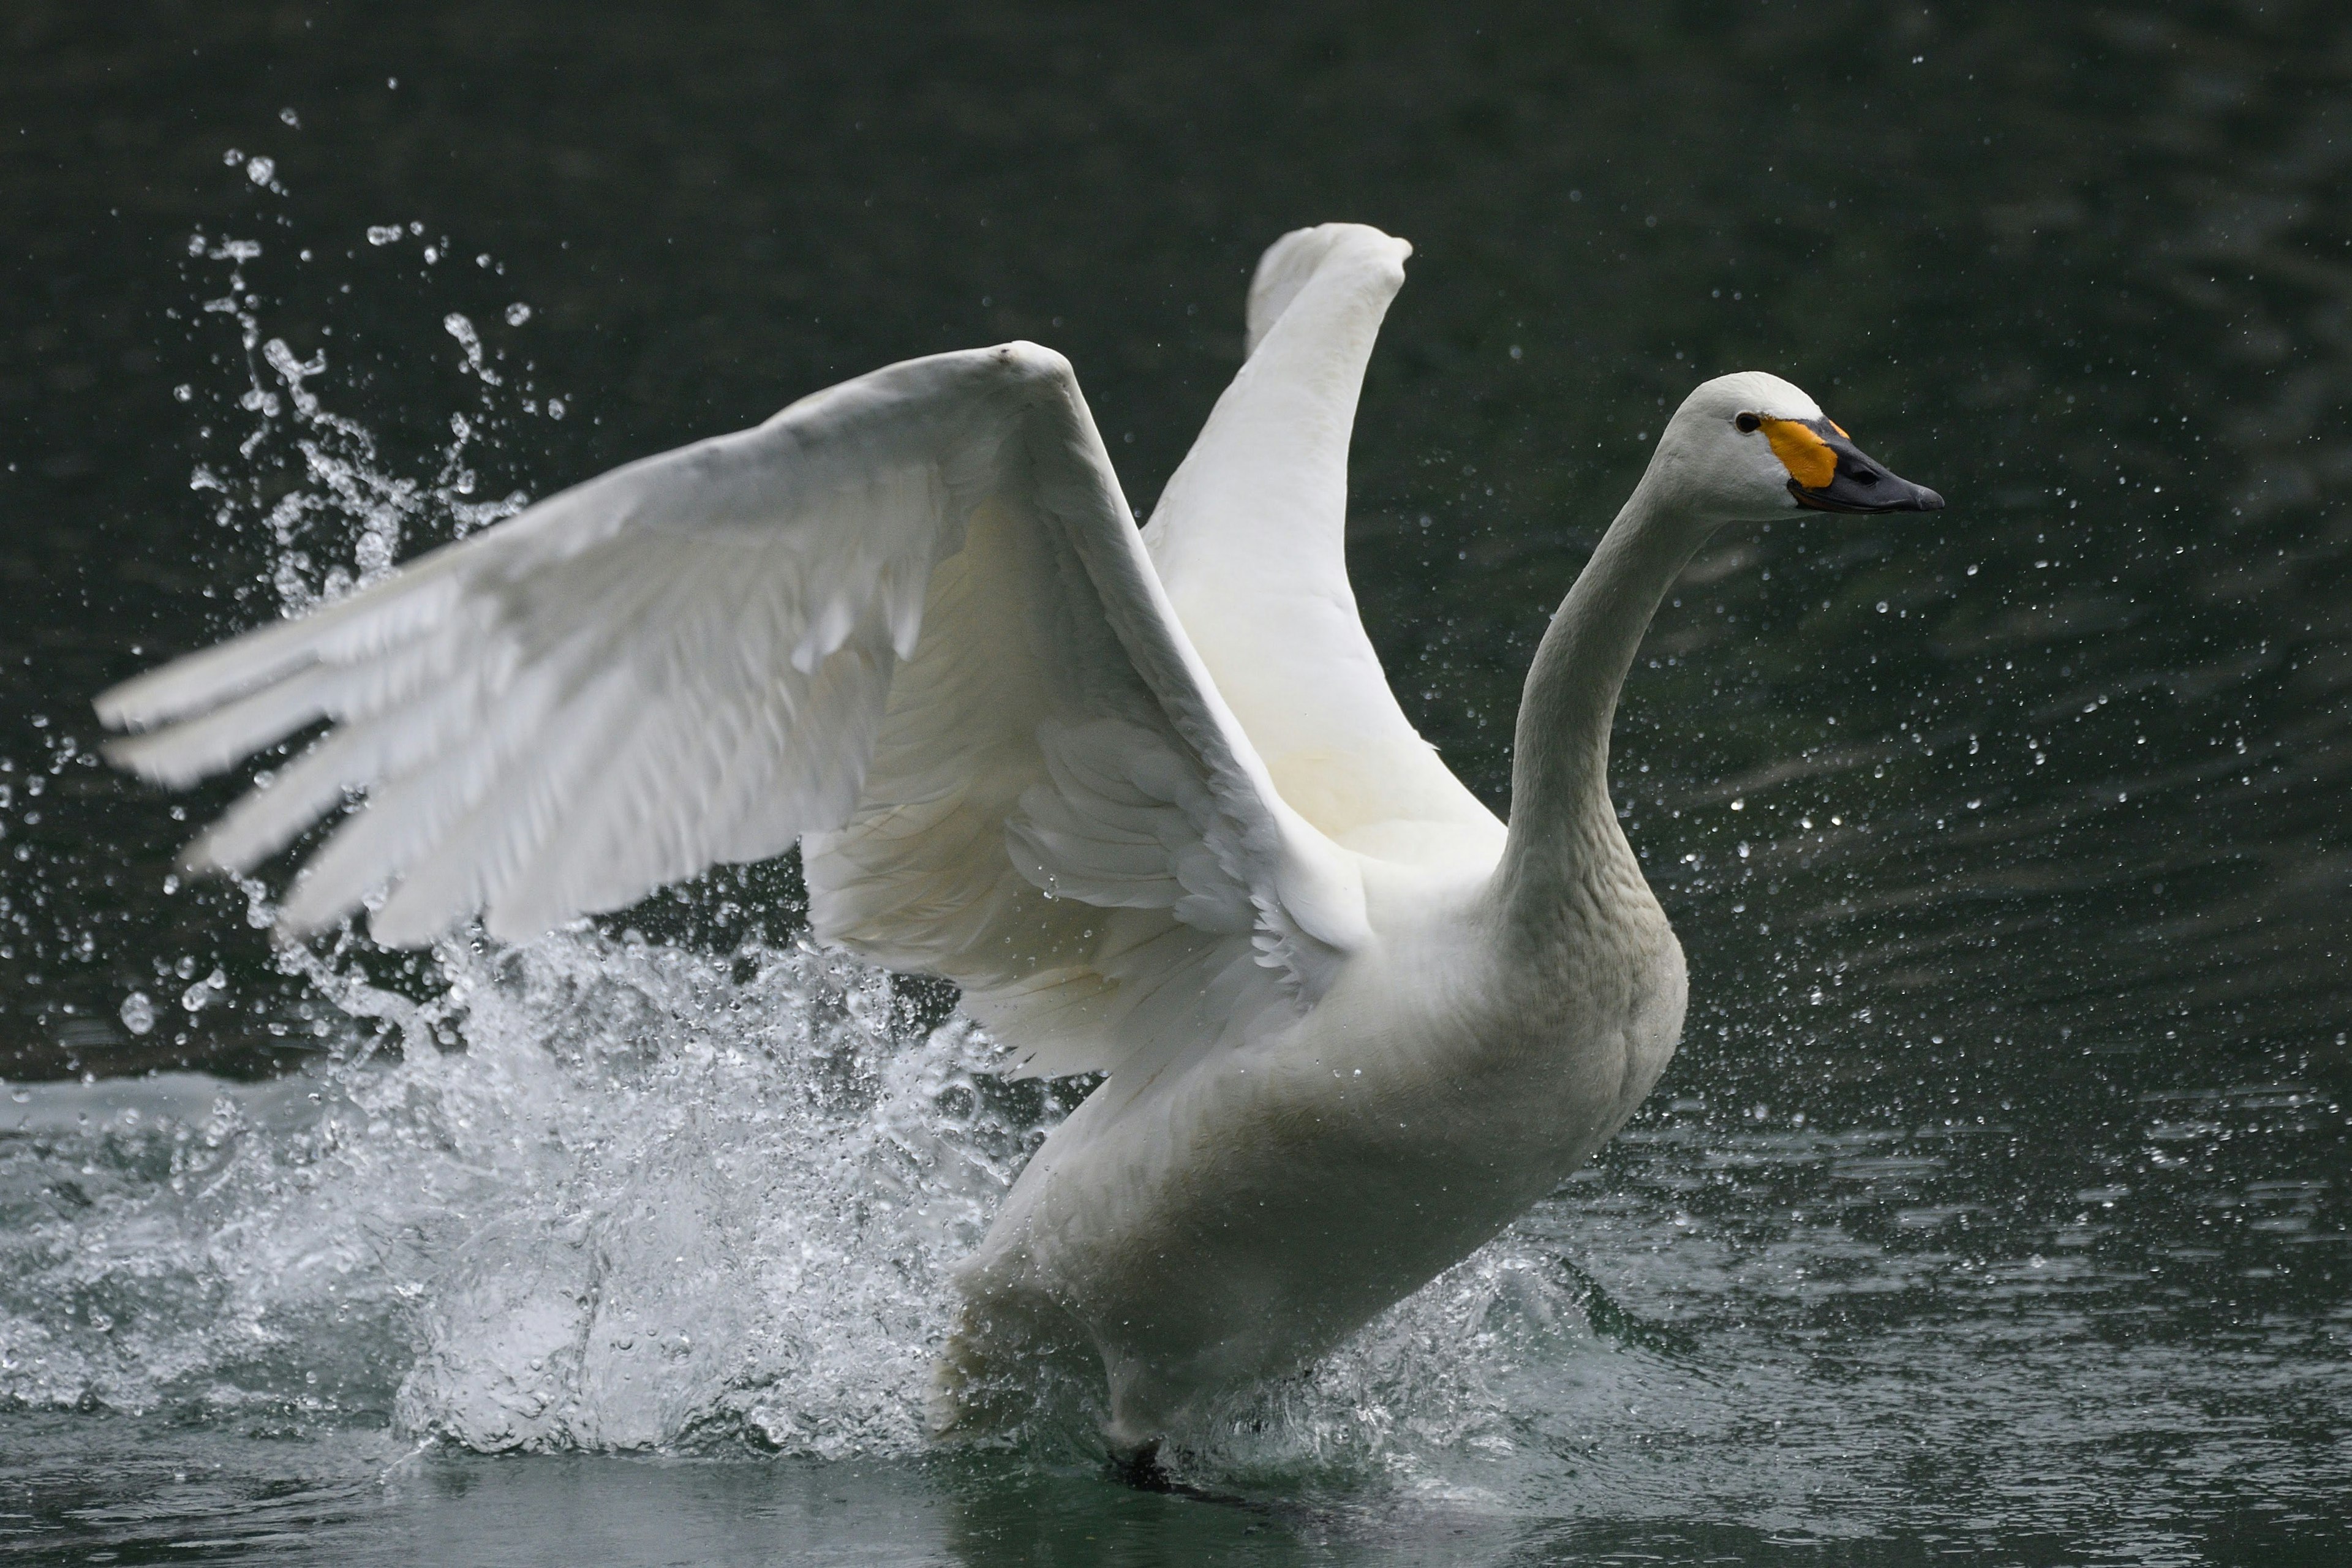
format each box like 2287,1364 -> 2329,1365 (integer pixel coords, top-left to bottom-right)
4,1 -> 2350,1562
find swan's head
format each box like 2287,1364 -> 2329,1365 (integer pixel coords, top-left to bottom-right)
1655,371 -> 1945,524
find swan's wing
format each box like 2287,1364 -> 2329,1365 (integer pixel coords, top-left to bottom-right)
1141,224 -> 1503,864
98,342 -> 1366,1080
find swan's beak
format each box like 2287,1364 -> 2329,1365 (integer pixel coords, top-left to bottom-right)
1765,417 -> 1945,515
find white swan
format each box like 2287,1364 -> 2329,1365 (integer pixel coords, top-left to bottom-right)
94,223 -> 1940,1458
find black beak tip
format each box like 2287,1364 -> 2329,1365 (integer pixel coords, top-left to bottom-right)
1912,485 -> 1946,513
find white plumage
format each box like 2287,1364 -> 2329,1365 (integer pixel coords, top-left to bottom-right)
98,222 -> 1940,1457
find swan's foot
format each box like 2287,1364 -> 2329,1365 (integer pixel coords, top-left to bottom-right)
1107,1436 -> 1177,1491
1105,1437 -> 1229,1502
1102,1384 -> 1207,1496
1105,1437 -> 1285,1514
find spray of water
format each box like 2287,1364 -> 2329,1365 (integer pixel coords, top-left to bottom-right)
4,928 -> 1054,1457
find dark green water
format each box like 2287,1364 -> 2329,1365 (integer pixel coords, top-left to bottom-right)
4,2 -> 2348,1562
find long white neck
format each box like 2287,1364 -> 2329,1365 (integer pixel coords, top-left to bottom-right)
1488,467 -> 1717,943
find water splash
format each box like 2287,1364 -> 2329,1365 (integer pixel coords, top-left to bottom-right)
179,224 -> 535,628
1,932 -> 1063,1458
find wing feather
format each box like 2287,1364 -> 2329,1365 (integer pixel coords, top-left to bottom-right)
1143,224 -> 1504,862
100,341 -> 1365,1084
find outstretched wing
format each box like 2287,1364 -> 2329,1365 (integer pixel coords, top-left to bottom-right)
97,342 -> 1366,1080
1142,224 -> 1502,865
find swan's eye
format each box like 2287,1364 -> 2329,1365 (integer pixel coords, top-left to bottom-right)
1735,412 -> 1762,434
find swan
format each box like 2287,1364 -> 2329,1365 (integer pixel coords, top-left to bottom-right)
94,222 -> 1941,1463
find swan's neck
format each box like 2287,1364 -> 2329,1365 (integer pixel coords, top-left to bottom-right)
1492,470 -> 1716,937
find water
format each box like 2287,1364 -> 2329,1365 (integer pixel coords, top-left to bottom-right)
4,3 -> 2350,1561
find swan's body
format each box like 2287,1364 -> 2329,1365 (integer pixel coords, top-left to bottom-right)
947,834 -> 1684,1446
96,224 -> 1940,1452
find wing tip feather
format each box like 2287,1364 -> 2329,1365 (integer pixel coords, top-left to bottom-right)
94,631 -> 322,736
1245,222 -> 1412,358
99,730 -> 184,785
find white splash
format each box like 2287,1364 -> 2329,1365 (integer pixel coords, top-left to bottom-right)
1,932 -> 1060,1458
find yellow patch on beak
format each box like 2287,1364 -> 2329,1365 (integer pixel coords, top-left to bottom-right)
1760,417 -> 1838,489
